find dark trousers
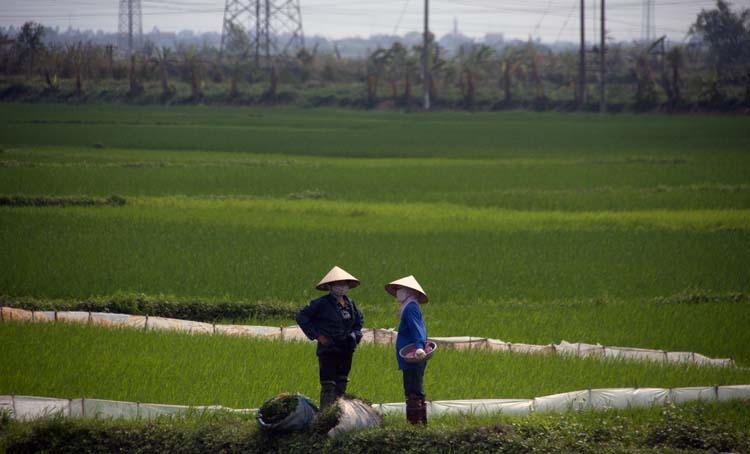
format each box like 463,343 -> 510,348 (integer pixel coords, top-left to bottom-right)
318,350 -> 353,407
402,362 -> 426,399
403,362 -> 427,424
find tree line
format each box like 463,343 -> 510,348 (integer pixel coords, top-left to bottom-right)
1,0 -> 748,112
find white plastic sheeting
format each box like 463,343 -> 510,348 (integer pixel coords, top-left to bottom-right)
0,307 -> 735,367
4,386 -> 750,421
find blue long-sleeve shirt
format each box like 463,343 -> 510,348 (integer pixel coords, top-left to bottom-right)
396,300 -> 427,370
296,293 -> 363,356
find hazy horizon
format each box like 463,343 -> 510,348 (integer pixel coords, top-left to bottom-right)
1,0 -> 741,45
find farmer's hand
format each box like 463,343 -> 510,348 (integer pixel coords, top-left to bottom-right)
415,348 -> 426,359
317,335 -> 331,346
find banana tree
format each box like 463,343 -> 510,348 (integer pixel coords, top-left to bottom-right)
178,45 -> 204,100
152,46 -> 176,96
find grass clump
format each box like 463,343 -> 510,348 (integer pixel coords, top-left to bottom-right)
0,194 -> 126,207
257,393 -> 300,425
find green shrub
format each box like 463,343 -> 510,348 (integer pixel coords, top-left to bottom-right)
0,293 -> 297,322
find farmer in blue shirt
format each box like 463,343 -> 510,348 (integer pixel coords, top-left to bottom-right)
297,266 -> 364,408
385,275 -> 430,425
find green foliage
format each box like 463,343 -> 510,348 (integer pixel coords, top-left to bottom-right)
0,293 -> 297,322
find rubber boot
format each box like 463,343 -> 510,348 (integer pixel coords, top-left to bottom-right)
335,375 -> 349,398
320,380 -> 337,409
406,394 -> 424,425
420,398 -> 428,425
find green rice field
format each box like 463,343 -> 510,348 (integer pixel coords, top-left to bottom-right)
1,103 -> 749,407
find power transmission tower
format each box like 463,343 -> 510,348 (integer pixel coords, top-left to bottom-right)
221,0 -> 304,65
118,0 -> 142,56
641,0 -> 655,43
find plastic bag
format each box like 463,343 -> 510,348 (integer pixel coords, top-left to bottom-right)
256,393 -> 318,433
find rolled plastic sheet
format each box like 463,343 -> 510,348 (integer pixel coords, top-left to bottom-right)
533,390 -> 591,412
430,399 -> 534,417
8,396 -> 70,420
718,385 -> 750,401
1,307 -> 33,321
146,316 -> 214,334
6,385 -> 750,421
588,388 -> 670,409
555,340 -> 605,358
56,311 -> 90,323
32,311 -> 56,322
604,346 -> 667,362
78,398 -> 140,419
430,336 -> 488,351
90,312 -> 147,329
486,339 -> 511,351
673,386 -> 719,403
508,343 -> 556,354
280,325 -> 308,341
214,324 -> 281,338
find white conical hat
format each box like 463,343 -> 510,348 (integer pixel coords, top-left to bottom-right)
384,275 -> 428,304
315,266 -> 360,291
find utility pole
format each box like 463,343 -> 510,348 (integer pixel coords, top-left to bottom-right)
423,0 -> 431,110
578,0 -> 586,110
599,0 -> 606,113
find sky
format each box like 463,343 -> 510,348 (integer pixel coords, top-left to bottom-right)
1,0 -> 748,44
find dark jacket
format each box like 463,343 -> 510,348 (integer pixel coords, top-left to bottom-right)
296,293 -> 364,356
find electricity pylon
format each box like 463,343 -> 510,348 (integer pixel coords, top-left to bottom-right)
118,0 -> 143,56
641,0 -> 655,43
220,0 -> 304,65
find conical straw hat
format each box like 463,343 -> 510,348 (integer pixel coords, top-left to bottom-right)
384,275 -> 428,304
315,266 -> 360,291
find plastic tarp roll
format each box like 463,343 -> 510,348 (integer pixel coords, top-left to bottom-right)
555,340 -> 605,358
80,399 -> 139,419
370,329 -> 397,345
0,396 -> 13,415
604,346 -> 667,362
588,388 -> 670,409
327,398 -> 382,437
214,324 -> 281,338
670,387 -> 717,403
430,399 -> 534,417
56,311 -> 90,323
373,402 -> 405,415
146,316 -> 213,334
11,396 -> 70,420
431,337 -> 488,351
138,402 -> 195,418
1,307 -> 33,321
533,390 -> 590,412
486,339 -> 511,351
718,385 -> 750,401
90,312 -> 147,329
508,343 -> 556,354
280,325 -> 308,341
32,311 -> 56,322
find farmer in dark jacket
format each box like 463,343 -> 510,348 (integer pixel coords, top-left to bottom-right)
297,266 -> 364,408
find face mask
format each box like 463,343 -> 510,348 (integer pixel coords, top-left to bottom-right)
396,287 -> 411,302
331,284 -> 348,297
